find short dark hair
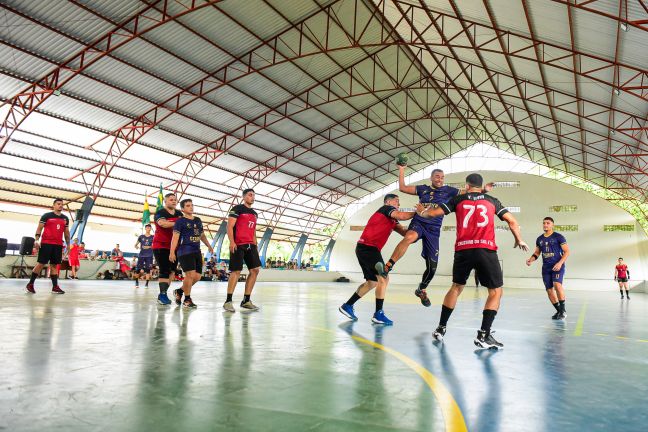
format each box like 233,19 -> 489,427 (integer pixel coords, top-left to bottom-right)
384,193 -> 398,203
53,198 -> 63,205
242,188 -> 254,196
465,173 -> 483,187
145,223 -> 152,228
543,216 -> 554,223
164,193 -> 176,199
431,169 -> 444,176
180,199 -> 192,209
618,257 -> 623,260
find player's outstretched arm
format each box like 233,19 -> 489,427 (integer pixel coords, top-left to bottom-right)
502,213 -> 528,251
394,224 -> 408,237
397,165 -> 417,195
415,203 -> 444,218
390,209 -> 416,221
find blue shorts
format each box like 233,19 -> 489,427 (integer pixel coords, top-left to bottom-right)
542,266 -> 565,289
137,256 -> 153,272
407,220 -> 440,260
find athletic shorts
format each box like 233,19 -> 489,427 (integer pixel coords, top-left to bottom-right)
542,266 -> 565,289
229,244 -> 261,272
153,248 -> 177,279
407,220 -> 440,260
136,256 -> 153,272
356,243 -> 382,282
617,277 -> 628,283
38,243 -> 63,265
68,257 -> 80,267
452,248 -> 503,289
178,252 -> 203,273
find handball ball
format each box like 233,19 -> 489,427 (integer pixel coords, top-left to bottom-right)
396,152 -> 409,166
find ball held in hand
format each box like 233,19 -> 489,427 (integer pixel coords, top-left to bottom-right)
396,152 -> 409,166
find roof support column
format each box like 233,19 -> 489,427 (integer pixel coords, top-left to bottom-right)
69,196 -> 95,243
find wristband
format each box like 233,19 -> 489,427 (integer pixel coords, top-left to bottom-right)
531,254 -> 539,260
35,234 -> 40,238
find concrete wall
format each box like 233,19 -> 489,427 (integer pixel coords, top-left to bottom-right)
331,171 -> 647,291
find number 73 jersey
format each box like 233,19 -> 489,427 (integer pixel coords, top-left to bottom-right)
440,192 -> 510,251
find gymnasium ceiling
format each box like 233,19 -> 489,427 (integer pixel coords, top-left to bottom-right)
0,0 -> 646,242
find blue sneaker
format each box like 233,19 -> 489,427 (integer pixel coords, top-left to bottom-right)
339,303 -> 358,321
371,310 -> 393,325
157,293 -> 171,305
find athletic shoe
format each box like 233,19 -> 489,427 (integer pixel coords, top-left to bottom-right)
183,298 -> 197,309
552,312 -> 560,320
627,294 -> 630,300
374,262 -> 392,278
173,289 -> 183,305
25,283 -> 35,294
558,312 -> 566,320
371,310 -> 393,325
157,293 -> 171,305
474,330 -> 503,349
414,288 -> 432,307
240,301 -> 259,311
433,325 -> 446,341
338,303 -> 358,321
223,301 -> 235,312
51,286 -> 65,295
621,294 -> 624,299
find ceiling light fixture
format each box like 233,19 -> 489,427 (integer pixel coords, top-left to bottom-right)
614,88 -> 621,96
620,21 -> 628,32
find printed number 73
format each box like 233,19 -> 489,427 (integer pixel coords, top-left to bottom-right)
462,204 -> 488,228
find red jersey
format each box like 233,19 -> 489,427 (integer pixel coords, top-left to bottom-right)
616,264 -> 628,279
39,212 -> 69,245
68,244 -> 80,260
358,205 -> 399,251
153,208 -> 183,250
229,204 -> 257,245
440,193 -> 509,251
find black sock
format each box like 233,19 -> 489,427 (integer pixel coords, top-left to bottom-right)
481,309 -> 497,334
553,302 -> 560,312
50,275 -> 58,288
159,281 -> 169,294
135,279 -> 139,286
625,290 -> 630,296
184,295 -> 191,301
226,293 -> 233,302
346,292 -> 361,305
29,272 -> 38,284
376,298 -> 384,312
243,294 -> 251,303
145,280 -> 149,287
439,305 -> 454,327
559,300 -> 566,313
620,290 -> 624,296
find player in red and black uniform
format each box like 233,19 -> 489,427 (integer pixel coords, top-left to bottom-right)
615,258 -> 631,299
152,193 -> 183,305
224,189 -> 261,312
26,198 -> 70,294
338,194 -> 415,325
417,174 -> 528,349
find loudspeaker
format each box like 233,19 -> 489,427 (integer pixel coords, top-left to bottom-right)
20,236 -> 35,256
0,238 -> 7,258
76,209 -> 85,222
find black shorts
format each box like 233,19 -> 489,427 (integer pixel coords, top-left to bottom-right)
229,244 -> 261,272
617,277 -> 628,283
37,243 -> 63,265
136,256 -> 153,273
452,248 -> 503,289
178,252 -> 203,273
153,248 -> 177,279
356,243 -> 383,282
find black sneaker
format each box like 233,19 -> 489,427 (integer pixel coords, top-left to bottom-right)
433,325 -> 446,342
183,298 -> 197,309
173,289 -> 183,306
552,312 -> 560,320
474,330 -> 503,349
621,295 -> 624,299
558,311 -> 566,320
626,294 -> 630,300
414,288 -> 432,307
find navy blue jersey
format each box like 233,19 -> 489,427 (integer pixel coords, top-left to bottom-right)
137,234 -> 154,258
536,232 -> 567,267
411,184 -> 459,230
173,216 -> 204,257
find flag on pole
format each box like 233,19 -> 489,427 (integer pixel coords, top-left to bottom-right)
156,183 -> 164,212
142,192 -> 151,226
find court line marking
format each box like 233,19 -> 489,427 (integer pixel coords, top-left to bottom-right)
574,301 -> 588,336
312,326 -> 468,432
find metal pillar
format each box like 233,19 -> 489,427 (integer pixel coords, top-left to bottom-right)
69,196 -> 95,242
290,234 -> 308,266
257,228 -> 273,267
208,221 -> 227,261
316,239 -> 335,271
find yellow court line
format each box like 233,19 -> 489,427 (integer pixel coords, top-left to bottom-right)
574,301 -> 588,336
312,326 -> 468,432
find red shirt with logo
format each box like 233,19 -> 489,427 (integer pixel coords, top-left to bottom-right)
153,208 -> 184,250
616,264 -> 628,279
358,205 -> 399,251
229,204 -> 257,245
440,193 -> 509,251
39,212 -> 69,246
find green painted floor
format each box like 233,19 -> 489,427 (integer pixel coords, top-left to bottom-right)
1,279 -> 647,431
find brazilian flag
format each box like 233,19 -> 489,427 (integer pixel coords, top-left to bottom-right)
156,183 -> 164,212
142,192 -> 151,226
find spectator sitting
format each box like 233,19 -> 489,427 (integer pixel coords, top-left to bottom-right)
111,244 -> 121,257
